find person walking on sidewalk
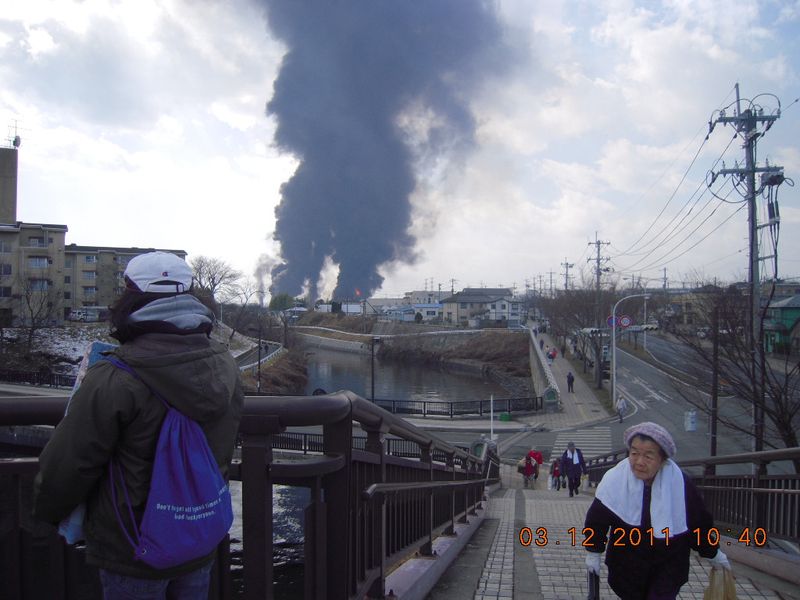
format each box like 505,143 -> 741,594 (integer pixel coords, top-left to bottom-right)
521,454 -> 535,488
615,395 -> 628,422
583,422 -> 731,599
527,446 -> 543,481
549,459 -> 561,490
566,371 -> 575,393
561,442 -> 586,497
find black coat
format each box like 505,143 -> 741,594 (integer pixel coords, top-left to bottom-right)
584,471 -> 719,599
560,448 -> 585,478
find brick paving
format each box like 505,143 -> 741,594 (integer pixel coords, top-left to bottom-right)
474,488 -> 516,599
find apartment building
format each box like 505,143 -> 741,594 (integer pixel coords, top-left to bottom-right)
63,245 -> 187,320
0,145 -> 186,326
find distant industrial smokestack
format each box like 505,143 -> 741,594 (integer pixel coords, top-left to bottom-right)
260,0 -> 510,301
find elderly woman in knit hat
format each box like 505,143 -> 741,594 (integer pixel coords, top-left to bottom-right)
583,422 -> 731,599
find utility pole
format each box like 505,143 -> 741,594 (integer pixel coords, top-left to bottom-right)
709,83 -> 786,457
547,271 -> 555,298
561,258 -> 574,291
588,233 -> 611,389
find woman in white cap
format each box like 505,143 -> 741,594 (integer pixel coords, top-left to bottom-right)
583,421 -> 731,599
34,251 -> 243,599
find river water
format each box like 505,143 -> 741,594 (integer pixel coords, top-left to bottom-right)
302,346 -> 509,399
229,346 -> 508,596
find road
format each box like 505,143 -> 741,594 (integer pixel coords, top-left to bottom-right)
502,334 -> 795,475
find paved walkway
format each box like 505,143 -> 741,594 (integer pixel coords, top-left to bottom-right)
429,464 -> 789,599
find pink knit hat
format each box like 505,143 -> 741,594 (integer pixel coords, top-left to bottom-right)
624,421 -> 676,458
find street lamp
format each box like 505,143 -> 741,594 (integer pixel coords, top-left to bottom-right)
370,336 -> 381,400
611,293 -> 649,408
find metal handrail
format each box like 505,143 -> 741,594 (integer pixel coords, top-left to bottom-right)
1,390 -> 493,599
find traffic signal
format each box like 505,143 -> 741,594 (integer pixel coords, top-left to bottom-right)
601,360 -> 610,380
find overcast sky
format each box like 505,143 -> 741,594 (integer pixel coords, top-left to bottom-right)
2,0 -> 798,301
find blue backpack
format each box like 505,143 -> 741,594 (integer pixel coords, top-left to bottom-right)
105,357 -> 233,569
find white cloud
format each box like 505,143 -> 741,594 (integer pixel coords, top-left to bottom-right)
2,0 -> 799,297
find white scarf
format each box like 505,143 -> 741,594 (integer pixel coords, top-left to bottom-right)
566,449 -> 580,464
595,458 -> 687,538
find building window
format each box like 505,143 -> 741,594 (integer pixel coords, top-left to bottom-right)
1,264 -> 11,276
501,304 -> 506,310
64,275 -> 71,284
0,287 -> 11,297
85,255 -> 98,264
29,256 -> 49,269
29,279 -> 49,291
83,286 -> 97,295
65,258 -> 73,268
460,303 -> 467,309
64,291 -> 71,299
0,240 -> 12,253
83,271 -> 97,280
28,237 -> 45,247
491,303 -> 496,309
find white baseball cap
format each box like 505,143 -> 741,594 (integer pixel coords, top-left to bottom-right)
124,251 -> 193,294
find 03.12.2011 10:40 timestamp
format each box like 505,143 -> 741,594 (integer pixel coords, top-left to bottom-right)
517,526 -> 768,548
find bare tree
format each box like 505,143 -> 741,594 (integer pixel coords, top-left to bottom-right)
190,256 -> 243,317
16,272 -> 62,353
673,285 -> 800,470
222,278 -> 260,343
0,258 -> 11,350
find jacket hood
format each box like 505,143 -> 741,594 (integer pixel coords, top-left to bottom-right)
110,333 -> 239,423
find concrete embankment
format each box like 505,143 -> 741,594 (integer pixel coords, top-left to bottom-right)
293,331 -> 369,354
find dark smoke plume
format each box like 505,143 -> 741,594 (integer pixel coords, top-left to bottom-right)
262,1 -> 510,301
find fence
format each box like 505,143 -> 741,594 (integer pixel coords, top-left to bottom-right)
372,396 -> 543,418
0,368 -> 76,388
0,391 -> 498,599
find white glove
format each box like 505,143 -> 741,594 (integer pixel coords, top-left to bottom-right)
585,552 -> 601,574
709,549 -> 731,570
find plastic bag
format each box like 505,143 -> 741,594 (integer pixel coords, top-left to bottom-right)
57,341 -> 117,544
703,568 -> 738,600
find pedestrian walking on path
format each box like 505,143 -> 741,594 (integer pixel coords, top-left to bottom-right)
560,441 -> 586,497
566,371 -> 575,393
583,422 -> 731,599
615,395 -> 628,422
520,454 -> 535,488
549,459 -> 561,490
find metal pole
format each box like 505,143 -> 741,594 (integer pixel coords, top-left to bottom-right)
490,394 -> 494,440
612,293 -> 649,406
612,304 -> 617,404
371,339 -> 375,401
710,306 -> 719,466
643,295 -> 648,352
257,317 -> 262,394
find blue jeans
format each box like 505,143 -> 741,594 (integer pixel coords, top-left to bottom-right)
99,562 -> 213,600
